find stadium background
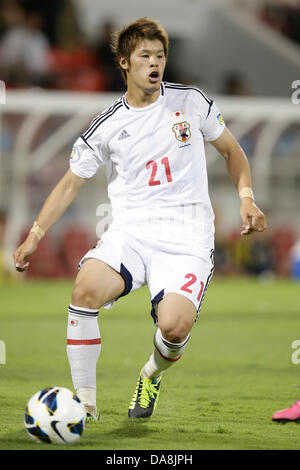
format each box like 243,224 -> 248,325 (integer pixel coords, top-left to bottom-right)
0,0 -> 300,277
0,0 -> 299,281
0,0 -> 300,451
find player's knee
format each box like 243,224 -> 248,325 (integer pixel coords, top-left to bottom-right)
71,283 -> 100,310
159,321 -> 191,344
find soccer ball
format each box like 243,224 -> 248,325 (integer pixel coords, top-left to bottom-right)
24,387 -> 86,445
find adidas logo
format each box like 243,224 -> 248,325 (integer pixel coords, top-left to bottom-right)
118,129 -> 130,140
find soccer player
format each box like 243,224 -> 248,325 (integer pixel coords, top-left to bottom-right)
13,18 -> 267,420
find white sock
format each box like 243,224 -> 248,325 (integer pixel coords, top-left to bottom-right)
66,304 -> 101,405
76,387 -> 96,408
142,328 -> 190,379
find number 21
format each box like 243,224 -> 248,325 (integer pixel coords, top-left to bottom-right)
180,273 -> 204,302
146,157 -> 172,186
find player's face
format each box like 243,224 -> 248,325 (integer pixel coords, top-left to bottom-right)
121,39 -> 166,95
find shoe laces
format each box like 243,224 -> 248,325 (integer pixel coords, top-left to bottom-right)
139,379 -> 159,409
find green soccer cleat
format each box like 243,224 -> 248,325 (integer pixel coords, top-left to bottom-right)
128,370 -> 161,418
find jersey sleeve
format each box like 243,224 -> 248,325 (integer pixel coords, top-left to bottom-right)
69,133 -> 108,179
190,89 -> 226,142
201,101 -> 226,141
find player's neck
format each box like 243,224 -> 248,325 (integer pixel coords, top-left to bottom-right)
125,84 -> 161,108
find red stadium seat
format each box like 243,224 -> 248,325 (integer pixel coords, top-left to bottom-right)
18,228 -> 67,278
49,48 -> 110,91
59,226 -> 96,278
271,227 -> 296,276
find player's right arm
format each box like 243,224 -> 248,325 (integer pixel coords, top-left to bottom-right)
13,169 -> 86,272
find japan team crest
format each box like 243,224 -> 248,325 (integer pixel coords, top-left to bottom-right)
172,121 -> 191,143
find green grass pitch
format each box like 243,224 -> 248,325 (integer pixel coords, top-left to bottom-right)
1,276 -> 300,450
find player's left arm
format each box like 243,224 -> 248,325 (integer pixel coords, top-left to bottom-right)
210,127 -> 267,236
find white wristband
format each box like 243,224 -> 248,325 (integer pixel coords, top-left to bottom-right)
30,221 -> 45,241
239,187 -> 254,201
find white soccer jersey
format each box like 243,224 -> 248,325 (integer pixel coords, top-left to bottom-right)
70,82 -> 225,246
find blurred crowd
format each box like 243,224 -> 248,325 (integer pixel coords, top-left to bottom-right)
0,0 -> 299,94
0,0 -> 299,282
259,1 -> 300,46
0,207 -> 299,282
214,226 -> 297,279
235,0 -> 300,46
0,0 -> 252,95
0,0 -> 180,93
0,0 -> 126,92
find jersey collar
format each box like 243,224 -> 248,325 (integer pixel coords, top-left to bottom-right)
123,82 -> 165,111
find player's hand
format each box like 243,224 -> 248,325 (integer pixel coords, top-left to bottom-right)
240,199 -> 267,236
13,233 -> 40,272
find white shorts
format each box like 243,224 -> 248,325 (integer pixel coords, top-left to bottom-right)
78,229 -> 214,323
